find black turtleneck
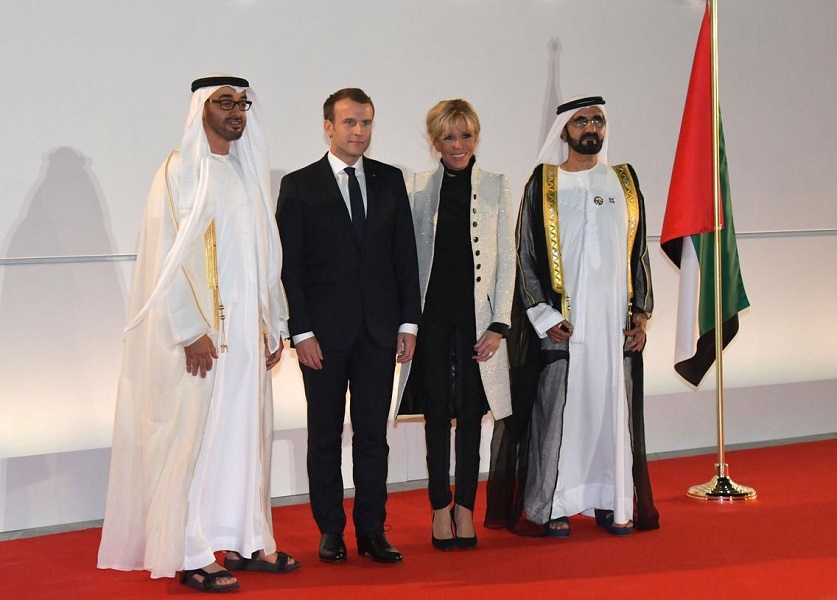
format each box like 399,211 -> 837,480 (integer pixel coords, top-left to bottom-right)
423,157 -> 476,325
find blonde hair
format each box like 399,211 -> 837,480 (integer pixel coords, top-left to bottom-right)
425,99 -> 481,146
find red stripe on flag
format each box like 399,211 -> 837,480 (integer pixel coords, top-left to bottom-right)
660,6 -> 721,248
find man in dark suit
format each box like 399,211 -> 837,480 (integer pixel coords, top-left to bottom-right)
277,88 -> 421,564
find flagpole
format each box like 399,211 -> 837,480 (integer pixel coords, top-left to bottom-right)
687,0 -> 756,502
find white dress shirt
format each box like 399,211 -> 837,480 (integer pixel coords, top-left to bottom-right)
327,151 -> 367,217
291,152 -> 417,346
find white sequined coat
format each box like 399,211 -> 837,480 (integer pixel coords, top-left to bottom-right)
394,162 -> 515,419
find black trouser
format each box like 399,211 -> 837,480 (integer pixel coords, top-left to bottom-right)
416,322 -> 487,511
302,328 -> 395,538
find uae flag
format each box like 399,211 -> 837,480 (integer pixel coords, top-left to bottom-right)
661,5 -> 750,387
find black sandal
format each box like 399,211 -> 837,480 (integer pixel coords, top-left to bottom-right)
180,567 -> 240,593
594,509 -> 633,536
546,516 -> 571,538
224,550 -> 301,573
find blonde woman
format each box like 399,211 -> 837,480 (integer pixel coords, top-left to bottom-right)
396,99 -> 515,550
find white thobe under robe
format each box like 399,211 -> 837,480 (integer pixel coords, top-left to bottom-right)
550,164 -> 634,525
183,154 -> 272,569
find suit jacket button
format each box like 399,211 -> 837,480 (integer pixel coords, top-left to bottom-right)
473,236 -> 479,242
476,264 -> 481,269
475,250 -> 480,256
472,221 -> 478,227
475,276 -> 481,282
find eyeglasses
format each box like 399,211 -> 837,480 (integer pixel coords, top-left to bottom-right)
569,115 -> 606,129
208,99 -> 253,112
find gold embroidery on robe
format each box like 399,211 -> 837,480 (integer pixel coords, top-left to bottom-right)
163,150 -> 216,332
613,163 -> 645,323
541,164 -> 570,320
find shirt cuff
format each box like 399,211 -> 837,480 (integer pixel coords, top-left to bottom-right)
525,304 -> 564,339
398,323 -> 418,336
291,331 -> 315,345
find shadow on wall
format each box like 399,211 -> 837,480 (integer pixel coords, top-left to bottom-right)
0,147 -> 128,458
0,447 -> 111,533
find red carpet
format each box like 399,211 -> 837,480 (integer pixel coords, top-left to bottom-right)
2,439 -> 836,599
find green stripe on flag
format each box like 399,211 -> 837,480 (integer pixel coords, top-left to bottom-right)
692,122 -> 750,338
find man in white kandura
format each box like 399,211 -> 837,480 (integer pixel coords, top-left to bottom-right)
98,75 -> 299,593
487,95 -> 659,538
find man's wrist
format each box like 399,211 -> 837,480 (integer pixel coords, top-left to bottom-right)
398,323 -> 418,336
292,331 -> 315,345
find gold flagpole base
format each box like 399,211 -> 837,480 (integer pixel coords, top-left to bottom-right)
687,463 -> 757,501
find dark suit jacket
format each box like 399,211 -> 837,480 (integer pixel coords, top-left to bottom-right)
277,154 -> 421,352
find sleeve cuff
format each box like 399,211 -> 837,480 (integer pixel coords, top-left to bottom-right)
398,323 -> 419,336
487,322 -> 510,338
525,304 -> 564,338
291,331 -> 315,345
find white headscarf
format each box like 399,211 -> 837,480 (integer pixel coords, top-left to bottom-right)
126,76 -> 286,334
534,95 -> 609,168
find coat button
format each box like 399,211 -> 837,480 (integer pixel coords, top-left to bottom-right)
476,264 -> 481,269
472,221 -> 478,227
472,207 -> 477,214
476,276 -> 481,282
475,250 -> 480,256
473,236 -> 479,242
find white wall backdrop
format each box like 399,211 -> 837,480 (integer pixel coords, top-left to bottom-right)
1,0 -> 835,532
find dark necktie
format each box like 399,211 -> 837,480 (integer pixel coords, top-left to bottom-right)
344,166 -> 366,240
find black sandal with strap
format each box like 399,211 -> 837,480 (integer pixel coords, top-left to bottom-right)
546,516 -> 571,538
224,550 -> 301,573
180,567 -> 240,593
594,509 -> 634,536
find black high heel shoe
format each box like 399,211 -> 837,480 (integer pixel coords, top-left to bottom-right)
452,506 -> 477,550
432,509 -> 455,551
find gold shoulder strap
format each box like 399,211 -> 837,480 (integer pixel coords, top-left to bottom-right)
541,164 -> 570,319
612,163 -> 639,320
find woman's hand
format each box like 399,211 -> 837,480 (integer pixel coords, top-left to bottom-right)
473,330 -> 502,362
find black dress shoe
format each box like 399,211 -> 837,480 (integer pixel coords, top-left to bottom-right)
319,533 -> 347,563
357,532 -> 403,563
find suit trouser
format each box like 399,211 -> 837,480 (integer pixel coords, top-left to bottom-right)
417,321 -> 485,511
302,328 -> 395,538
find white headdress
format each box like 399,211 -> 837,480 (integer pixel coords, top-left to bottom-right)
126,75 -> 286,334
534,95 -> 609,167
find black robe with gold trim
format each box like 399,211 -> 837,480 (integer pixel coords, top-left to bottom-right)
485,163 -> 659,534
